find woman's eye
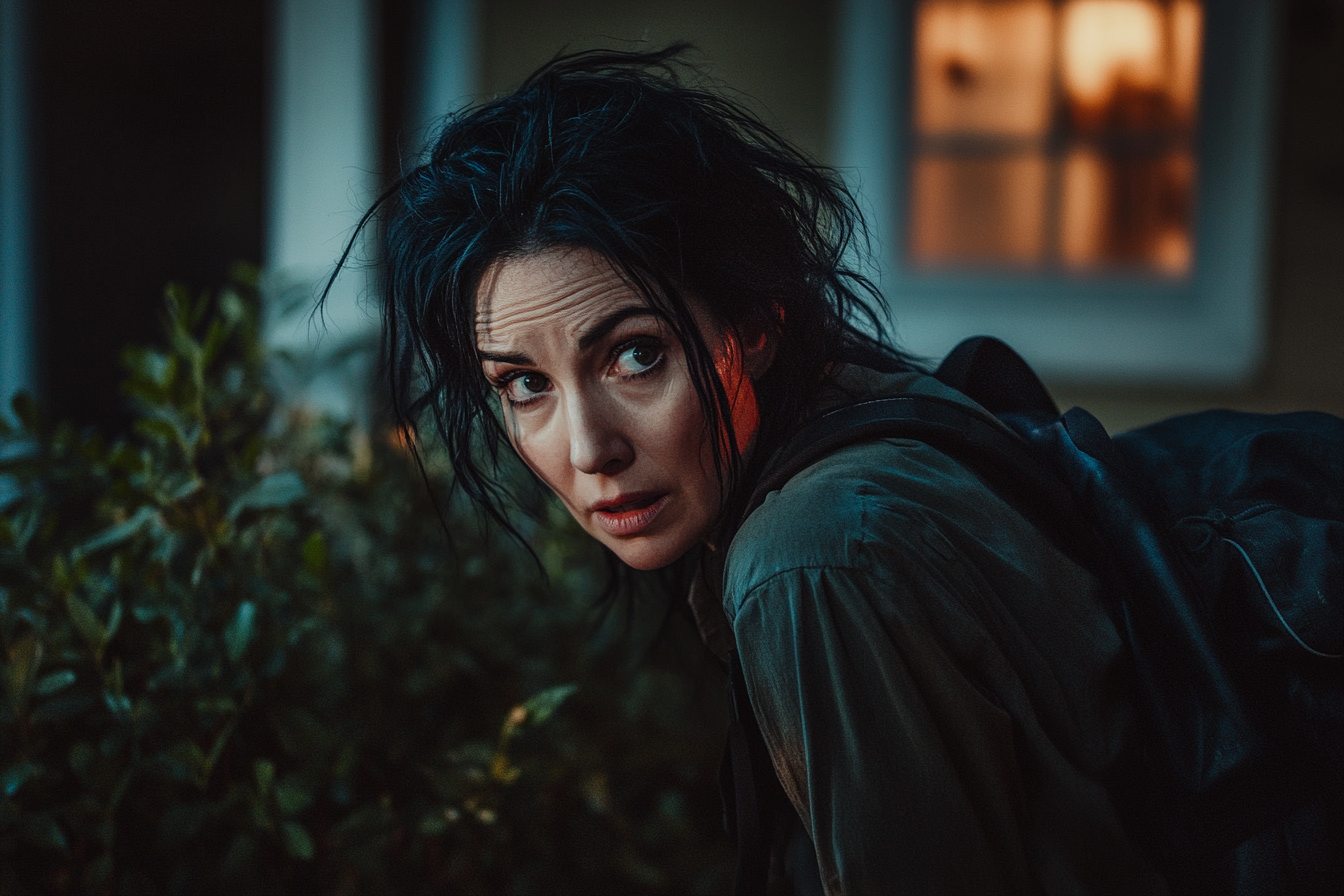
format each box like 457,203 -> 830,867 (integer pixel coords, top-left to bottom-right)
503,372 -> 550,404
612,342 -> 662,376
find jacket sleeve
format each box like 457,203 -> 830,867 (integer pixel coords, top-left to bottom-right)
728,502 -> 1157,896
732,555 -> 1034,895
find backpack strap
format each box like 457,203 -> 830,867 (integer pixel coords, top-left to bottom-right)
934,335 -> 1059,421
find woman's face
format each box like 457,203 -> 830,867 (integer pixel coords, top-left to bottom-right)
475,246 -> 766,570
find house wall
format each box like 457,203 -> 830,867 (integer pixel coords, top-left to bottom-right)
480,0 -> 838,165
17,0 -> 1337,434
477,0 -> 1343,432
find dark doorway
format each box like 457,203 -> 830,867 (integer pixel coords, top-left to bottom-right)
31,1 -> 267,432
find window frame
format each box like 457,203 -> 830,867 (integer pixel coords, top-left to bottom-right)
833,0 -> 1280,383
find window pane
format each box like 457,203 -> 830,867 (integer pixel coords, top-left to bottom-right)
1060,0 -> 1201,131
910,153 -> 1049,266
1169,0 -> 1204,124
913,0 -> 1054,137
908,0 -> 1202,274
1059,148 -> 1194,273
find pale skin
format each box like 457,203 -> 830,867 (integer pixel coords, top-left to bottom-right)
475,246 -> 774,570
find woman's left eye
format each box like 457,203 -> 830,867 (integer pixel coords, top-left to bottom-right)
611,341 -> 663,377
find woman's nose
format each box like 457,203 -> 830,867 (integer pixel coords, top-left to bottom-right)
565,394 -> 634,476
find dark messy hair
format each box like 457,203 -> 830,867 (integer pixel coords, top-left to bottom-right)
333,44 -> 914,546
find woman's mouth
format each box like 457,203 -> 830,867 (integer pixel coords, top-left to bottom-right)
591,492 -> 671,537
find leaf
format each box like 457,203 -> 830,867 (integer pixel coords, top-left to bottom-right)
136,409 -> 200,457
66,595 -> 107,652
103,692 -> 131,718
6,632 -> 42,700
122,347 -> 177,392
30,692 -> 96,725
169,312 -> 203,364
133,417 -> 180,448
4,506 -> 40,553
159,741 -> 208,785
0,432 -> 38,473
520,683 -> 578,727
107,657 -> 124,696
254,759 -> 275,795
228,473 -> 306,520
220,833 -> 260,888
274,780 -> 312,816
219,287 -> 247,324
201,313 -> 239,369
203,715 -> 240,783
17,814 -> 69,853
269,706 -> 326,758
105,601 -> 123,644
301,531 -> 327,577
167,476 -> 203,503
2,761 -> 38,797
33,669 -> 76,696
224,602 -> 256,663
417,814 -> 450,836
194,696 -> 238,717
280,820 -> 314,861
78,506 -> 158,556
10,391 -> 40,431
163,283 -> 189,326
490,754 -> 521,785
229,261 -> 261,290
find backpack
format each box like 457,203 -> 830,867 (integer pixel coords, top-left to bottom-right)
716,336 -> 1343,895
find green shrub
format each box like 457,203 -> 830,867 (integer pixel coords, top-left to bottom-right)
0,270 -> 732,894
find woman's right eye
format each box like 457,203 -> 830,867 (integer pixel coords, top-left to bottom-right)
501,372 -> 551,405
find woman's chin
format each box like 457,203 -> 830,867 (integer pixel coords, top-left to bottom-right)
600,533 -> 694,571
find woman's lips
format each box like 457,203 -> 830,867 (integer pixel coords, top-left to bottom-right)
591,492 -> 671,537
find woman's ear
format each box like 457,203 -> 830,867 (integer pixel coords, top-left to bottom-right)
740,306 -> 780,379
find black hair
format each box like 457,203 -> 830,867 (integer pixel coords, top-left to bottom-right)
331,44 -> 916,550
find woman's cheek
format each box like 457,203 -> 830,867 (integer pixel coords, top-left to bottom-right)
507,409 -> 562,490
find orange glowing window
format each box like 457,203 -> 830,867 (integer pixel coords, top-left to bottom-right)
909,0 -> 1203,275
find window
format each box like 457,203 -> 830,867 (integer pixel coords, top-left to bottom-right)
834,0 -> 1277,382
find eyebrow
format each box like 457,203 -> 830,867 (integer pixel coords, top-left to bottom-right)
477,306 -> 660,366
476,349 -> 533,366
577,306 -> 660,351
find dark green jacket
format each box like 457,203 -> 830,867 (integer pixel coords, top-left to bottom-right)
711,365 -> 1166,895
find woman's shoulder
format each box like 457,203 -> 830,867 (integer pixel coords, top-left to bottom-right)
724,366 -> 1036,603
726,434 -> 989,586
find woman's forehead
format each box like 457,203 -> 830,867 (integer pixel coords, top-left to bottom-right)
474,247 -> 653,349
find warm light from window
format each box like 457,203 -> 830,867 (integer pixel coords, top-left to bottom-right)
911,154 -> 1049,264
1061,1 -> 1166,114
909,0 -> 1203,275
914,0 -> 1054,137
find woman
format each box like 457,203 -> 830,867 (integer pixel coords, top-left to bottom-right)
347,47 -> 1165,894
